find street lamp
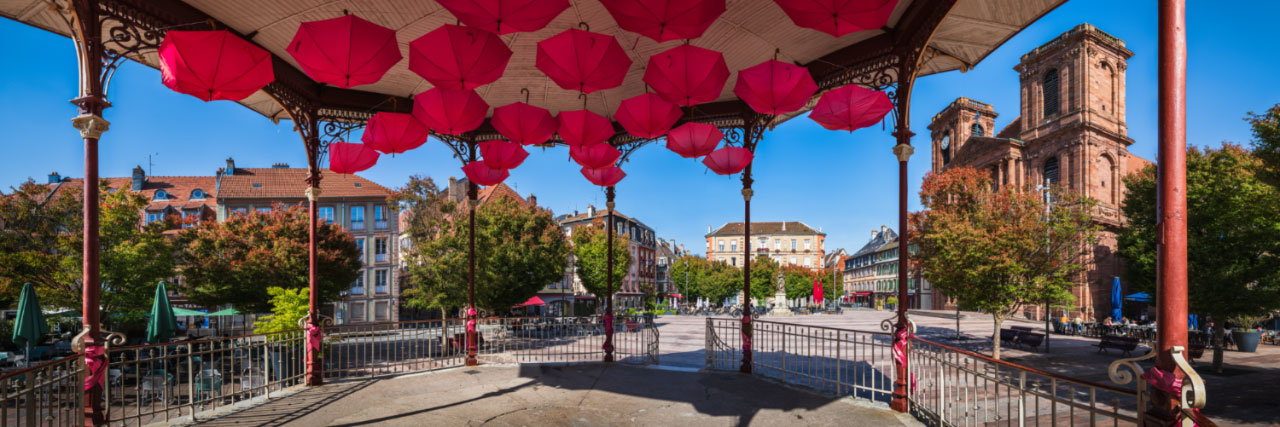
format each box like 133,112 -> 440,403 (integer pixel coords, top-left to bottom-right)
1037,184 -> 1052,352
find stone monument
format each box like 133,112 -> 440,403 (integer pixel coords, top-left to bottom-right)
770,271 -> 792,316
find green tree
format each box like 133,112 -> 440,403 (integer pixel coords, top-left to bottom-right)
253,287 -> 310,334
389,176 -> 458,319
175,205 -> 361,313
749,256 -> 779,301
1248,105 -> 1280,188
571,219 -> 633,303
913,167 -> 1098,360
1118,144 -> 1280,372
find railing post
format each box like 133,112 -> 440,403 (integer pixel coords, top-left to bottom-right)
187,342 -> 196,420
938,357 -> 945,423
705,318 -> 712,368
1017,370 -> 1026,427
24,370 -> 36,426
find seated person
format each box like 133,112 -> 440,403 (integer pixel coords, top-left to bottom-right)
1072,316 -> 1084,334
1103,317 -> 1114,327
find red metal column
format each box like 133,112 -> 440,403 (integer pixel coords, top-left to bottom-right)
890,75 -> 916,414
604,186 -> 616,362
1147,0 -> 1188,423
740,165 -> 754,374
305,149 -> 323,386
466,143 -> 480,366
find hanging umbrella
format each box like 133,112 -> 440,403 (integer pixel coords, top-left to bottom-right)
813,278 -> 824,305
286,14 -> 402,88
556,110 -> 615,147
733,59 -> 818,116
12,283 -> 48,366
772,0 -> 898,38
809,84 -> 892,131
600,0 -> 725,42
581,166 -> 627,187
666,122 -> 722,158
159,30 -> 274,102
146,282 -> 180,344
463,161 -> 510,186
1110,277 -> 1123,322
328,142 -> 380,174
702,146 -> 753,175
410,24 -> 513,90
413,87 -> 489,136
536,28 -> 632,94
436,0 -> 570,34
570,143 -> 622,169
643,44 -> 729,107
615,93 -> 683,138
492,102 -> 558,145
480,140 -> 530,169
362,112 -> 430,155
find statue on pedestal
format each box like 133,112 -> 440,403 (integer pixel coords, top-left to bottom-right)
771,271 -> 792,316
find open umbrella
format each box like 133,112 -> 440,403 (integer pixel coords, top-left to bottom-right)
772,0 -> 898,38
536,28 -> 632,94
581,166 -> 627,187
643,44 -> 729,107
328,142 -> 380,174
146,282 -> 180,344
171,307 -> 208,317
480,140 -> 530,170
436,0 -> 570,34
463,161 -> 510,186
159,30 -> 274,102
207,308 -> 243,316
615,93 -> 683,138
12,283 -> 48,366
413,87 -> 489,135
556,110 -> 615,147
1110,277 -> 1123,322
813,278 -> 824,305
286,14 -> 401,88
410,24 -> 512,90
362,112 -> 430,155
1124,292 -> 1152,303
492,102 -> 558,146
809,84 -> 892,131
702,146 -> 753,175
666,122 -> 722,158
570,143 -> 622,168
733,59 -> 818,116
600,0 -> 725,42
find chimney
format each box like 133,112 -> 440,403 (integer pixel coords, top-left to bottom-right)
782,222 -> 787,231
587,204 -> 596,217
872,229 -> 878,239
131,165 -> 145,191
707,225 -> 711,233
225,158 -> 235,176
881,225 -> 887,234
528,194 -> 537,206
48,172 -> 61,184
271,162 -> 289,168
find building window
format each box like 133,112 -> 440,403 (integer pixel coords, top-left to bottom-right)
318,207 -> 334,223
730,257 -> 736,266
256,207 -> 271,214
730,241 -> 737,252
232,207 -> 248,217
351,302 -> 366,322
146,211 -> 165,225
351,273 -> 365,295
190,189 -> 206,200
718,240 -> 724,252
182,210 -> 199,229
351,205 -> 365,230
791,239 -> 797,250
790,256 -> 797,265
374,205 -> 388,229
375,270 -> 388,294
804,256 -> 811,268
374,301 -> 389,321
1043,69 -> 1060,117
375,238 -> 388,262
804,239 -> 811,250
153,190 -> 169,201
355,238 -> 365,263
971,122 -> 984,137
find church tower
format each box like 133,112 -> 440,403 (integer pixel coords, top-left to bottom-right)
927,97 -> 998,174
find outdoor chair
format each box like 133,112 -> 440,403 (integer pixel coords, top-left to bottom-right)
195,369 -> 223,404
140,370 -> 174,405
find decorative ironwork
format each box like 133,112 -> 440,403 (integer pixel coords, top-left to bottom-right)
1170,346 -> 1207,423
298,313 -> 336,328
879,316 -> 916,335
97,0 -> 164,98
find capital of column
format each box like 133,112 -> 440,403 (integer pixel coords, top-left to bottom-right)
893,144 -> 915,163
305,187 -> 323,201
71,114 -> 110,140
742,188 -> 754,201
606,201 -> 615,210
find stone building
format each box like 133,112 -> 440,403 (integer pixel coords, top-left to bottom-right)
927,24 -> 1152,319
556,205 -> 658,311
705,221 -> 826,270
843,226 -> 931,309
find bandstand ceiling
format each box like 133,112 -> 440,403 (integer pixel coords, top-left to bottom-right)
2,0 -> 1063,126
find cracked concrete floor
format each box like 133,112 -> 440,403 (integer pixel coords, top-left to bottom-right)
197,364 -> 916,426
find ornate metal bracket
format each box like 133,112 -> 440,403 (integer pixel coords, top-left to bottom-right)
1108,348 -> 1155,419
297,313 -> 336,329
71,328 -> 127,352
1170,346 -> 1207,419
880,316 -> 916,335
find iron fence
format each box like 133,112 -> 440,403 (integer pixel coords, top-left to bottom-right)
0,354 -> 83,427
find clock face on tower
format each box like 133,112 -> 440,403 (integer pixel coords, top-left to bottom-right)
941,135 -> 950,150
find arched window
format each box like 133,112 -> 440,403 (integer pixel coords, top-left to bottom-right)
1043,156 -> 1060,204
153,190 -> 169,201
971,122 -> 984,137
1043,69 -> 1060,117
190,189 -> 206,200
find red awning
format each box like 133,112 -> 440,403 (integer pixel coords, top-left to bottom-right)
668,294 -> 684,299
853,292 -> 872,296
515,296 -> 547,307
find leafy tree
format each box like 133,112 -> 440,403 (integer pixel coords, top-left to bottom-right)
253,287 -> 310,334
749,256 -> 779,301
1118,144 -> 1280,371
571,218 -> 633,302
1249,105 -> 1280,188
913,167 -> 1098,360
389,176 -> 458,319
175,205 -> 361,313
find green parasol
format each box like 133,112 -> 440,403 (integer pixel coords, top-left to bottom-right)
145,282 -> 180,343
207,308 -> 243,316
12,283 -> 49,365
172,307 -> 208,317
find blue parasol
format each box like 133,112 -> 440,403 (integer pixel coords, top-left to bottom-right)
1110,277 -> 1123,322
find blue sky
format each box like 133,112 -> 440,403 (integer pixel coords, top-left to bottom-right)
2,1 -> 1278,255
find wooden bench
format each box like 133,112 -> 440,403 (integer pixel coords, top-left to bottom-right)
1094,335 -> 1140,356
997,329 -> 1018,345
1015,332 -> 1045,351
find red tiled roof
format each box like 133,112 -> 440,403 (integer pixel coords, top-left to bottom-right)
1125,155 -> 1154,176
708,221 -> 823,236
996,117 -> 1023,139
54,176 -> 217,212
217,168 -> 391,199
477,183 -> 528,206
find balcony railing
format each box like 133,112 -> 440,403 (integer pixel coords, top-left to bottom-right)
351,221 -> 365,231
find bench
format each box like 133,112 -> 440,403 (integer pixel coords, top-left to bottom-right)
997,329 -> 1018,345
1010,326 -> 1034,333
1187,343 -> 1205,363
1015,332 -> 1045,351
1094,335 -> 1140,356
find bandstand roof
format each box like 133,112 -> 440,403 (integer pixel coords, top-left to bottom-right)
2,0 -> 1063,131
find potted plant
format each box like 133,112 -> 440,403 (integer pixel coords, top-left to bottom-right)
885,296 -> 898,311
1230,314 -> 1269,353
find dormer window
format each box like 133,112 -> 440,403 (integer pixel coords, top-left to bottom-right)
190,189 -> 206,200
153,190 -> 169,201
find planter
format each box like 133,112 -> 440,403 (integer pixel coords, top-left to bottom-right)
1232,330 -> 1262,353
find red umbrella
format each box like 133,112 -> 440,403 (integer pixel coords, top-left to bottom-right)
436,0 -> 570,34
665,122 -> 721,158
615,93 -> 683,139
286,15 -> 401,89
702,146 -> 753,175
410,24 -> 512,90
813,278 -> 824,305
600,0 -> 725,42
536,29 -> 632,94
492,102 -> 558,145
643,44 -> 729,107
809,84 -> 893,131
556,110 -> 615,147
772,0 -> 898,38
361,112 -> 429,155
733,59 -> 818,115
328,142 -> 380,174
570,143 -> 622,169
412,87 -> 489,136
159,30 -> 274,102
479,140 -> 530,169
462,161 -> 510,186
581,166 -> 627,187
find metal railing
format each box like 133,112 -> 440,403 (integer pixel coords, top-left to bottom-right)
0,354 -> 84,426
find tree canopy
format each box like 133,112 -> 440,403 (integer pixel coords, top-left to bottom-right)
571,218 -> 633,301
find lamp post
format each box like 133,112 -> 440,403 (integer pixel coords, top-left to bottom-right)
1037,184 -> 1052,352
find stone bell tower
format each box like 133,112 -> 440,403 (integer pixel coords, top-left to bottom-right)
927,97 -> 998,174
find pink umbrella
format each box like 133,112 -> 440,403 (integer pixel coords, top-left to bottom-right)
361,112 -> 429,155
643,44 -> 729,107
772,0 -> 898,38
556,110 -> 615,147
479,140 -> 530,169
436,0 -> 570,34
581,166 -> 627,187
159,30 -> 274,102
410,24 -> 512,90
492,102 -> 558,145
809,84 -> 893,131
286,15 -> 401,88
328,142 -> 380,174
600,0 -> 725,42
665,122 -> 722,158
462,161 -> 510,186
813,278 -> 824,305
702,146 -> 752,175
412,87 -> 489,136
615,93 -> 683,139
536,29 -> 632,94
570,143 -> 622,169
733,59 -> 818,115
